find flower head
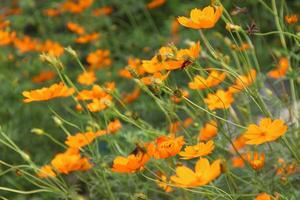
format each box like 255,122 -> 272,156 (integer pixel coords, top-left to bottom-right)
147,136 -> 185,159
245,151 -> 265,170
268,57 -> 289,79
51,148 -> 92,174
22,82 -> 75,103
179,140 -> 214,160
285,14 -> 298,24
199,120 -> 218,141
112,145 -> 151,173
37,165 -> 56,178
204,89 -> 234,110
189,70 -> 226,90
243,118 -> 288,145
178,6 -> 222,29
77,71 -> 97,86
228,69 -> 256,94
171,158 -> 221,187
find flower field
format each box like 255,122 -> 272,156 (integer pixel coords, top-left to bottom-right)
0,0 -> 299,199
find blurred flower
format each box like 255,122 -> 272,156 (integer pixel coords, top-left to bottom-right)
178,6 -> 222,29
61,0 -> 94,14
142,41 -> 200,73
14,36 -> 40,53
119,57 -> 145,79
171,158 -> 221,187
231,156 -> 245,168
40,40 -> 64,57
243,118 -> 287,145
75,32 -> 99,44
156,172 -> 172,192
204,89 -> 234,110
0,30 -> 16,46
285,14 -> 298,24
43,8 -> 60,17
199,120 -> 218,141
147,135 -> 185,159
147,0 -> 166,9
245,151 -> 265,170
65,131 -> 102,148
77,71 -> 97,86
268,57 -> 289,79
92,6 -> 113,16
122,87 -> 141,104
255,192 -> 280,200
112,145 -> 151,173
228,69 -> 256,94
67,22 -> 85,35
230,135 -> 246,152
140,72 -> 170,85
87,49 -> 111,69
51,148 -> 92,174
189,70 -> 226,90
31,70 -> 56,83
22,82 -> 75,103
37,165 -> 56,178
179,140 -> 214,160
231,43 -> 250,51
107,119 -> 122,134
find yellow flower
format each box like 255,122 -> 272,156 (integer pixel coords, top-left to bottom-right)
178,6 -> 222,29
243,118 -> 288,145
179,140 -> 214,160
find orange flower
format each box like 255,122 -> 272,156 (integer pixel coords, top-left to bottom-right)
76,85 -> 112,100
40,40 -> 64,57
22,82 -> 75,103
51,148 -> 92,174
169,121 -> 181,134
31,70 -> 56,83
199,120 -> 217,141
43,8 -> 60,17
228,69 -> 256,94
171,158 -> 221,187
75,32 -> 99,44
245,151 -> 265,170
142,42 -> 200,73
77,71 -> 97,85
231,43 -> 251,51
156,172 -> 172,192
37,165 -> 56,178
243,118 -> 288,145
179,140 -> 214,160
230,135 -> 246,152
87,97 -> 112,112
122,87 -> 141,104
183,117 -> 193,128
231,156 -> 245,168
61,0 -> 94,14
67,22 -> 85,35
268,57 -> 289,79
147,0 -> 166,9
65,131 -> 101,149
178,6 -> 222,29
147,136 -> 185,159
112,146 -> 150,173
285,14 -> 298,24
171,18 -> 180,36
14,36 -> 40,53
204,89 -> 234,110
87,49 -> 111,69
140,72 -> 170,85
92,6 -> 113,16
119,58 -> 145,79
255,193 -> 271,200
0,30 -> 16,46
107,119 -> 122,134
189,70 -> 226,90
